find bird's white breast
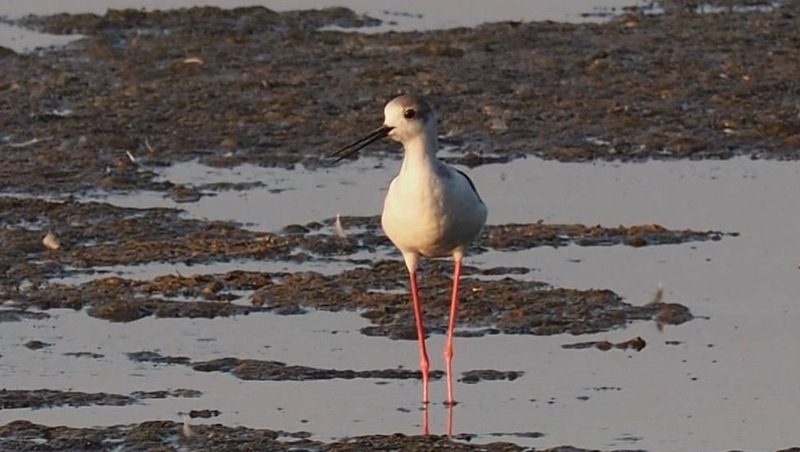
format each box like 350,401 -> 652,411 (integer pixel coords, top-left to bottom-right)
381,163 -> 487,258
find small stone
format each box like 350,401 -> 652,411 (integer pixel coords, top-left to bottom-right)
42,231 -> 61,250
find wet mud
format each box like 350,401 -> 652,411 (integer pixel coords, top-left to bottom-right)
0,419 -> 656,451
10,257 -> 692,335
561,336 -> 647,351
460,370 -> 523,384
0,1 -> 781,450
127,350 -> 524,384
0,388 -> 200,410
129,349 -> 451,382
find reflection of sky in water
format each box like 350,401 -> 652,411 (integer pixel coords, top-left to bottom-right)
0,23 -> 82,53
77,156 -> 800,306
2,156 -> 797,450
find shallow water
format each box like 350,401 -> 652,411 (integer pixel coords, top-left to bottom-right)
87,155 -> 800,306
1,306 -> 797,450
3,156 -> 800,450
0,0 -> 648,53
0,23 -> 82,53
0,0 -> 646,24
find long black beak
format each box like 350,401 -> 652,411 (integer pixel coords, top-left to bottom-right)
330,125 -> 393,163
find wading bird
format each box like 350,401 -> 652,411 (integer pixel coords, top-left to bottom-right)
331,95 -> 487,406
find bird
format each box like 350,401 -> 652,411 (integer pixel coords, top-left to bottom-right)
331,95 -> 488,406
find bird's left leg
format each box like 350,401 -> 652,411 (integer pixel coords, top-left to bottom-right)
444,256 -> 462,406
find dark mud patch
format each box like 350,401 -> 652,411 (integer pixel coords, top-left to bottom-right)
128,350 -> 192,365
2,3 -> 800,195
12,259 -> 694,335
0,389 -> 133,410
654,302 -> 695,329
186,409 -> 221,419
0,388 -> 199,410
192,357 -> 446,382
129,350 -> 450,382
485,431 -> 545,439
62,351 -> 104,359
10,275 -> 271,322
18,6 -> 380,35
0,418 -> 656,451
23,340 -> 51,350
484,222 -> 730,250
460,370 -> 523,384
250,260 -> 692,338
0,420 -> 548,452
313,215 -> 732,251
86,295 -> 262,322
561,336 -> 647,351
12,258 -> 692,334
131,389 -> 202,400
0,309 -> 49,322
0,196 -> 733,288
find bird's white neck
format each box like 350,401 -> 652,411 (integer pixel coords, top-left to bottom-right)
399,130 -> 439,174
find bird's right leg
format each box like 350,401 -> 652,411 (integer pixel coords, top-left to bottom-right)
409,270 -> 430,405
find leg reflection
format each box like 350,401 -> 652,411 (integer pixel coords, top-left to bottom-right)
421,403 -> 430,435
446,402 -> 455,437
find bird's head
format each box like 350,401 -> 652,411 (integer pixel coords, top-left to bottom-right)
382,95 -> 436,144
330,94 -> 436,163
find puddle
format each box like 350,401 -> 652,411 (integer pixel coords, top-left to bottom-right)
0,22 -> 82,53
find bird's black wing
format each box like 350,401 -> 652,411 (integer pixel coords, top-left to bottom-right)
454,168 -> 483,204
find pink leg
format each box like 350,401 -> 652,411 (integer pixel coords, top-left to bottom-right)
409,271 -> 430,405
445,259 -> 462,406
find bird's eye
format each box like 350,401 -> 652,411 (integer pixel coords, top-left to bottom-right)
403,109 -> 416,119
